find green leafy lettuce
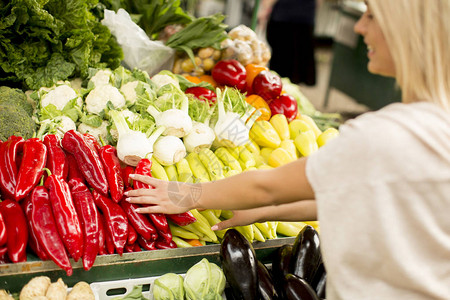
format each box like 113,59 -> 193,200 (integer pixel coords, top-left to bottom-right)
0,0 -> 123,90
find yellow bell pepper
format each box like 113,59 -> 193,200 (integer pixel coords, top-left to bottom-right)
270,114 -> 290,141
279,139 -> 298,160
260,147 -> 274,163
150,157 -> 169,181
289,119 -> 312,140
298,114 -> 322,138
268,147 -> 294,168
249,120 -> 281,148
294,130 -> 319,157
246,138 -> 261,155
317,127 -> 339,147
254,154 -> 267,167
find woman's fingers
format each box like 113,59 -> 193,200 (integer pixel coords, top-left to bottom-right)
211,219 -> 235,231
129,174 -> 161,186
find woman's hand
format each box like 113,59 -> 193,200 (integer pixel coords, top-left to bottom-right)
211,209 -> 261,231
125,174 -> 201,215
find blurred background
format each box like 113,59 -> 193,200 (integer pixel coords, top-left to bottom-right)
182,0 -> 401,120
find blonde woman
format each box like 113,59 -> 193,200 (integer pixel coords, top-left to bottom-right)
127,0 -> 450,298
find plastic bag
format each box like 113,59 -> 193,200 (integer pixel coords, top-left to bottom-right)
102,9 -> 175,76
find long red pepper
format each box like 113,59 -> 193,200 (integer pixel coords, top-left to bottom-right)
45,173 -> 83,262
22,197 -> 49,261
120,199 -> 158,241
125,243 -> 136,253
66,153 -> 84,182
137,236 -> 157,251
127,222 -> 138,245
0,210 -> 6,247
0,199 -> 28,262
29,186 -> 73,276
92,191 -> 128,255
102,214 -> 115,255
99,145 -> 124,203
134,158 -> 172,243
84,133 -> 101,152
68,178 -> 100,271
43,135 -> 68,180
122,166 -> 135,188
15,138 -> 47,201
61,130 -> 109,195
155,238 -> 177,250
133,243 -> 142,252
97,213 -> 107,256
166,212 -> 197,226
0,136 -> 24,199
0,246 -> 8,264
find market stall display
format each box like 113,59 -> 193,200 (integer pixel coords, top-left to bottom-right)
0,0 -> 340,297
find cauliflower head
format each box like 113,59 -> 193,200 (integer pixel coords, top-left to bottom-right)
40,84 -> 82,111
78,120 -> 109,143
85,84 -> 126,115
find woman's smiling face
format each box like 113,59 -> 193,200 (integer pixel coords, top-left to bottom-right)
354,2 -> 396,77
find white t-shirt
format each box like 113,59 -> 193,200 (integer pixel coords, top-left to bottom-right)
306,102 -> 450,300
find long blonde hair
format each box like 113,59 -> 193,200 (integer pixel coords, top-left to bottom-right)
369,0 -> 450,111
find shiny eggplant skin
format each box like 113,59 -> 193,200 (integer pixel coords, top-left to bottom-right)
290,225 -> 322,284
284,273 -> 320,300
271,244 -> 293,298
314,271 -> 326,299
257,260 -> 279,299
220,229 -> 258,300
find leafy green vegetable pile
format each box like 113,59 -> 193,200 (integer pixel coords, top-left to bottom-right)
0,0 -> 123,90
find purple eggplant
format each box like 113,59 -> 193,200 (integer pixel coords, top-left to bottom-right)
290,225 -> 322,284
220,229 -> 258,300
271,244 -> 293,297
257,260 -> 279,299
284,273 -> 320,300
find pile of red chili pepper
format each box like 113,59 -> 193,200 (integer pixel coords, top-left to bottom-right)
0,130 -> 196,275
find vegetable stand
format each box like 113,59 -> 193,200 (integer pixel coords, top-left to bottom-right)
0,237 -> 294,294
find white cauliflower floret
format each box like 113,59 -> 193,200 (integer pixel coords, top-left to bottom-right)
39,116 -> 77,139
85,84 -> 126,115
40,84 -> 82,110
78,120 -> 109,143
151,74 -> 180,91
120,81 -> 153,106
58,116 -> 77,136
89,69 -> 113,87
